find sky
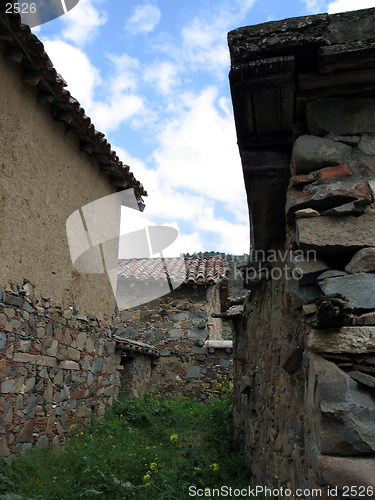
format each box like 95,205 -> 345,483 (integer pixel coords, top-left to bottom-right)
28,0 -> 375,256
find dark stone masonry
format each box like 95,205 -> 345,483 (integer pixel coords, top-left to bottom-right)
114,257 -> 233,400
228,7 -> 375,498
115,287 -> 233,400
0,286 -> 118,456
0,256 -> 233,456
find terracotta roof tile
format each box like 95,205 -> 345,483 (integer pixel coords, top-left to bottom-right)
0,8 -> 146,197
118,256 -> 229,285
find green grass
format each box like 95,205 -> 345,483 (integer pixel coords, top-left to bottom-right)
0,394 -> 255,500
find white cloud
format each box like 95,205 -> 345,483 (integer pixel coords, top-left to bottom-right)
162,228 -> 205,257
143,61 -> 180,95
90,95 -> 145,133
42,39 -> 100,110
327,0 -> 375,12
302,0 -> 327,12
236,0 -> 258,16
149,0 -> 257,78
42,42 -> 145,133
108,54 -> 141,94
181,18 -> 229,71
301,0 -> 375,13
196,215 -> 249,254
112,85 -> 250,253
125,3 -> 161,35
61,0 -> 107,45
87,52 -> 145,133
114,147 -> 216,223
153,87 -> 247,206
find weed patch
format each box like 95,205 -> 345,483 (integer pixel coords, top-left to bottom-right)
0,395 -> 256,499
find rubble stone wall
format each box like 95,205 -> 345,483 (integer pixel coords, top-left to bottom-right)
233,257 -> 308,491
292,99 -> 375,496
0,286 -> 120,457
0,281 -> 231,457
114,285 -> 233,400
234,97 -> 375,496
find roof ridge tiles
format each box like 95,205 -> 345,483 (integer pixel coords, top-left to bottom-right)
118,256 -> 229,285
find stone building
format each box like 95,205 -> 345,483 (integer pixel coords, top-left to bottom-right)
228,7 -> 375,498
114,255 -> 233,400
0,9 -> 146,456
0,8 -> 234,456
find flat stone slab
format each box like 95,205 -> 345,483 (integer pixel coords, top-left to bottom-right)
205,340 -> 233,349
296,213 -> 375,254
292,135 -> 352,174
319,455 -> 375,490
349,370 -> 375,389
286,178 -> 371,223
322,202 -> 365,217
345,247 -> 375,273
357,311 -> 375,326
306,98 -> 375,136
317,270 -> 347,280
292,285 -> 323,308
359,135 -> 375,156
310,355 -> 375,455
320,273 -> 375,309
308,326 -> 375,353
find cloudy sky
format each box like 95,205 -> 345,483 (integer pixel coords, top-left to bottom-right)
30,0 -> 375,256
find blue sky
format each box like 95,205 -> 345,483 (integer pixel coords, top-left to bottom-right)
30,0 -> 375,256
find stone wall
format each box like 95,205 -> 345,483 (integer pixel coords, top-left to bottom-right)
0,279 -> 232,456
233,118 -> 375,495
0,285 -> 119,457
233,99 -> 375,498
233,256 -> 308,492
229,8 -> 375,498
290,100 -> 375,496
114,285 -> 233,400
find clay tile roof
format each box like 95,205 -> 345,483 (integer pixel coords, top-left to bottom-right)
118,256 -> 229,285
0,9 -> 146,198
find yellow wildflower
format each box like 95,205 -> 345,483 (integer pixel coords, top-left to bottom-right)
169,434 -> 178,444
143,474 -> 151,483
150,462 -> 157,471
209,463 -> 220,472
